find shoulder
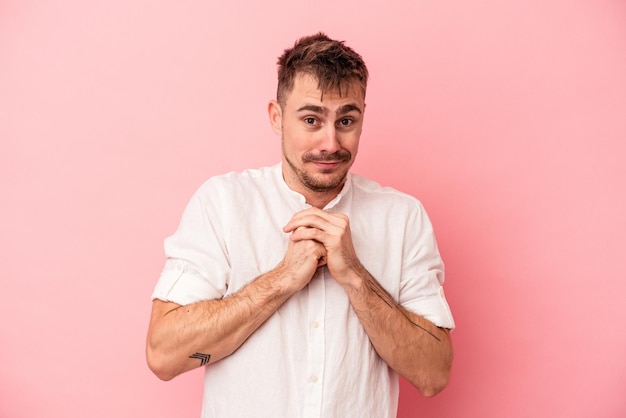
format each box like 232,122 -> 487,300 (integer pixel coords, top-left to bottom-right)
194,165 -> 279,199
349,173 -> 425,213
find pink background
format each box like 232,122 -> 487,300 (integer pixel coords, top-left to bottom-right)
2,0 -> 625,417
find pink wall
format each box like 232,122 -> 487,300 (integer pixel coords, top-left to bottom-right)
2,0 -> 625,417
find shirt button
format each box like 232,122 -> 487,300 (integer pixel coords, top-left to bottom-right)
309,375 -> 318,383
311,321 -> 319,329
176,263 -> 183,272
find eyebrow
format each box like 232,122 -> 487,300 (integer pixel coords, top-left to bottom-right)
296,103 -> 362,116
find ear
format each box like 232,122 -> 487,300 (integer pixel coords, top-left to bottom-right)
268,100 -> 283,135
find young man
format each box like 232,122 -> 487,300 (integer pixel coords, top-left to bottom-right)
147,32 -> 454,418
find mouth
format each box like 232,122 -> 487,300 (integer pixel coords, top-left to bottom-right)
309,160 -> 344,171
301,149 -> 352,173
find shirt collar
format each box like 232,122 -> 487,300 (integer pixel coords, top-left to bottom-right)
273,162 -> 352,210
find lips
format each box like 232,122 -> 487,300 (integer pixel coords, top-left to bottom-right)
312,161 -> 342,170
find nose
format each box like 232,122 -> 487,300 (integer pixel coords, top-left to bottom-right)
318,125 -> 341,154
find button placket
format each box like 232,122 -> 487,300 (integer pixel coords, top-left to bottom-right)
302,268 -> 326,417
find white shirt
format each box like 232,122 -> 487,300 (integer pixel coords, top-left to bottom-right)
152,163 -> 455,418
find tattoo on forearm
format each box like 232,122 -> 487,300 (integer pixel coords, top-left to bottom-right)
368,279 -> 442,342
189,352 -> 211,366
403,313 -> 442,342
370,286 -> 394,308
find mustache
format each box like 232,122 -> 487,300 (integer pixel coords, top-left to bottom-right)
302,150 -> 351,162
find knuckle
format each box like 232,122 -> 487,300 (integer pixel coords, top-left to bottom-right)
336,213 -> 349,223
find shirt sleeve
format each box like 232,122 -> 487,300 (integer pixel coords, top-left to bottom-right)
151,181 -> 230,305
398,201 -> 455,330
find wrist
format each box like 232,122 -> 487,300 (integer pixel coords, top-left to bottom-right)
336,262 -> 368,292
267,262 -> 308,295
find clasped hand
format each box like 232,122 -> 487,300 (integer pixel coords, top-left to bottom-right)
281,207 -> 361,289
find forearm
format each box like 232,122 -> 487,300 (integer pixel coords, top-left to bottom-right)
146,267 -> 295,381
343,265 -> 453,397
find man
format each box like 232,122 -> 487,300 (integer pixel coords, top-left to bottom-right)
146,32 -> 454,418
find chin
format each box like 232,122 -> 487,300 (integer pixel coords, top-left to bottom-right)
303,172 -> 348,193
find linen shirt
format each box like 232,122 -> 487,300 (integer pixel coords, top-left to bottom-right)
152,163 -> 455,418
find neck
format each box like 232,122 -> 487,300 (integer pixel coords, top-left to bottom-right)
281,164 -> 345,209
304,190 -> 341,209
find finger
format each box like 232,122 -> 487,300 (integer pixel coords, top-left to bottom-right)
289,226 -> 310,240
289,226 -> 324,243
283,207 -> 332,231
284,213 -> 338,233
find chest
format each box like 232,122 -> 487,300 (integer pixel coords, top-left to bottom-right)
221,204 -> 406,300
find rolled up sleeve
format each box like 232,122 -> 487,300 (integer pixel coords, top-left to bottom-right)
151,180 -> 230,306
398,202 -> 455,329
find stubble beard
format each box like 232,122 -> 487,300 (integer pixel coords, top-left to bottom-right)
283,145 -> 352,193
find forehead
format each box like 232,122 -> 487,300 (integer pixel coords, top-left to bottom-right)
285,73 -> 365,109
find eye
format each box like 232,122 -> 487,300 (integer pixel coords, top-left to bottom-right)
304,117 -> 319,126
338,118 -> 353,127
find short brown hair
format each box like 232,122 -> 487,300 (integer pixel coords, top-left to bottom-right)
276,32 -> 369,106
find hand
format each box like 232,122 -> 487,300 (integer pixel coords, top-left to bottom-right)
283,207 -> 362,285
275,228 -> 327,293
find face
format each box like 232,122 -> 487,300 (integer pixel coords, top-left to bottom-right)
269,73 -> 365,198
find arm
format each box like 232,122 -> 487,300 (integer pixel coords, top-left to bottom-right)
339,264 -> 452,396
284,208 -> 452,396
146,237 -> 327,381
